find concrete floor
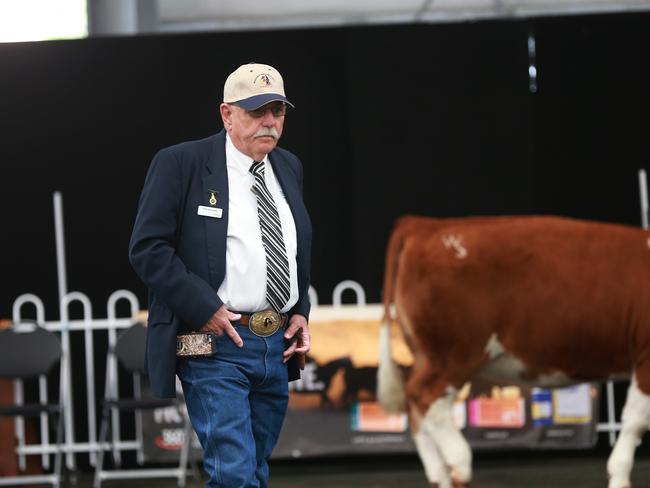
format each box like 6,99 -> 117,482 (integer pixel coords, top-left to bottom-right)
78,450 -> 650,487
269,452 -> 650,487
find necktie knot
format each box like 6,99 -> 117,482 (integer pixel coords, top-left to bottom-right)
249,160 -> 264,176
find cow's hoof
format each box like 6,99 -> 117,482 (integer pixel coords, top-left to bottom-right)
608,482 -> 630,488
608,475 -> 630,488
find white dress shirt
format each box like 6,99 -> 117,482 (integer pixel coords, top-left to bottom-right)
216,134 -> 299,313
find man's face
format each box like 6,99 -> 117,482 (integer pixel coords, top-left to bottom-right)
220,101 -> 286,161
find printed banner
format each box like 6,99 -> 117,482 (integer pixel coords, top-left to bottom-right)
141,395 -> 203,463
274,305 -> 599,456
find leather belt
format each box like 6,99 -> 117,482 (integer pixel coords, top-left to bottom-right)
235,310 -> 287,337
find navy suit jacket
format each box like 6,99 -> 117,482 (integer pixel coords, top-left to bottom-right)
129,130 -> 312,398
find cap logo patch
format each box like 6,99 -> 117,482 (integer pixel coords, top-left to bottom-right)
254,74 -> 275,88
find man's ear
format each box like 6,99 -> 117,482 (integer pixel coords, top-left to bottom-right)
219,103 -> 232,130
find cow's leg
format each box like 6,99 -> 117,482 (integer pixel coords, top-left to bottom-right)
422,387 -> 472,487
404,359 -> 472,487
607,374 -> 650,488
409,403 -> 452,488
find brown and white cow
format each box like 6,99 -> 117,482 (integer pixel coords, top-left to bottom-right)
377,215 -> 650,488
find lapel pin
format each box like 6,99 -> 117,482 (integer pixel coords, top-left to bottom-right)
208,189 -> 218,206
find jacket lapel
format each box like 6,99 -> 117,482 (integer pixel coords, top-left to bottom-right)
202,131 -> 229,290
271,152 -> 310,275
271,153 -> 305,228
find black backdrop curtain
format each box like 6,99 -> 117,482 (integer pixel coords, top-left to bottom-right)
1,12 -> 648,317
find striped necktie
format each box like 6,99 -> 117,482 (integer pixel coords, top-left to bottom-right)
249,160 -> 291,312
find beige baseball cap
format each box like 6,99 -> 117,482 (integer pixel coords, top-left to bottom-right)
223,62 -> 294,110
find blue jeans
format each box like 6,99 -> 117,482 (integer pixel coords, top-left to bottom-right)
177,325 -> 289,488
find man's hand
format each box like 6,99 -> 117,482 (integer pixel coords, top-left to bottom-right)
283,314 -> 310,364
200,306 -> 243,347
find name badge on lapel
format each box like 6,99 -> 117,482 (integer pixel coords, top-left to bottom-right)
197,205 -> 223,219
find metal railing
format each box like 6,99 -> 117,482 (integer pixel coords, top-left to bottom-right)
11,290 -> 140,470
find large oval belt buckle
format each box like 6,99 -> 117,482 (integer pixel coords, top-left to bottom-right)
249,310 -> 281,337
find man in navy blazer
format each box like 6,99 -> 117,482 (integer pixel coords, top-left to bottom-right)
129,63 -> 311,487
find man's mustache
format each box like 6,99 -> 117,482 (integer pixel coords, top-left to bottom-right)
254,127 -> 280,140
